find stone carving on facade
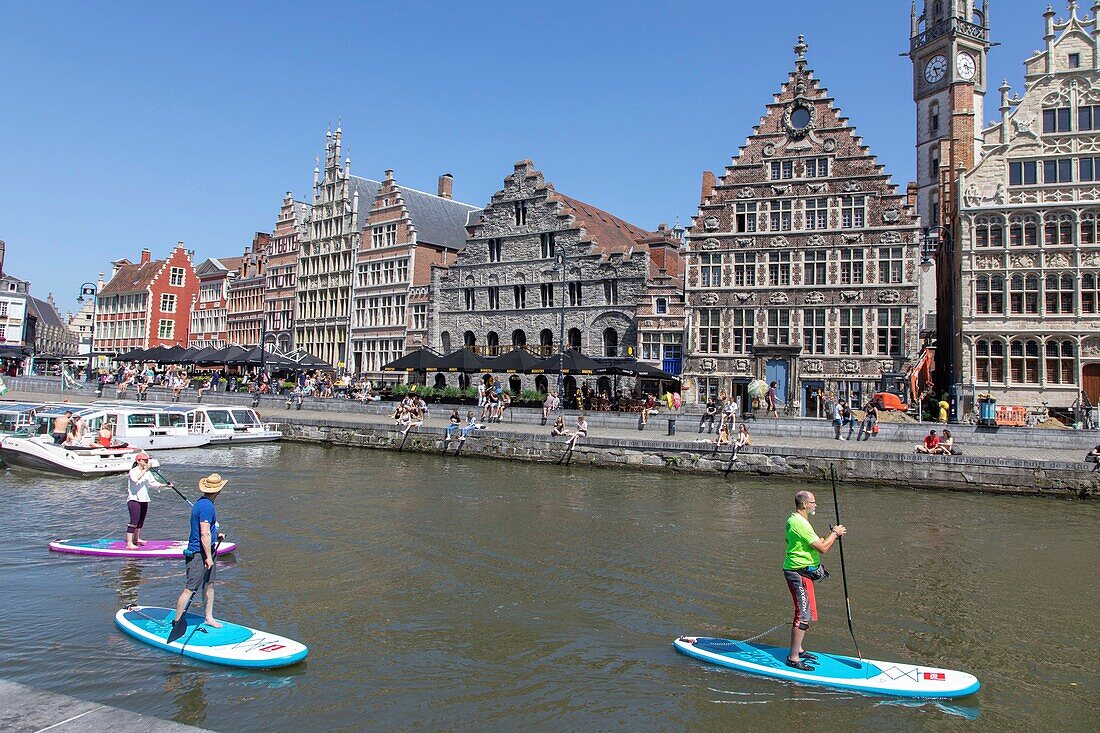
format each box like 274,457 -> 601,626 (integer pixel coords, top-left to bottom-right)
762,142 -> 776,157
1084,252 -> 1100,267
843,180 -> 862,193
1012,113 -> 1038,139
877,289 -> 901,303
732,359 -> 751,373
736,237 -> 753,247
1083,338 -> 1100,357
840,290 -> 861,301
768,291 -> 789,304
803,359 -> 823,373
822,138 -> 837,152
772,185 -> 791,195
880,360 -> 894,373
772,236 -> 790,248
882,207 -> 900,223
840,360 -> 859,374
737,187 -> 755,199
963,185 -> 982,208
704,216 -> 719,231
701,238 -> 720,250
1010,254 -> 1036,269
805,290 -> 825,305
842,233 -> 862,243
807,234 -> 826,247
700,358 -> 718,373
880,231 -> 900,244
974,255 -> 993,270
734,292 -> 755,304
807,182 -> 827,193
1047,252 -> 1070,268
700,292 -> 719,306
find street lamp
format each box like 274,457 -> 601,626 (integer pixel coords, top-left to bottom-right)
922,225 -> 958,423
76,281 -> 98,381
555,248 -> 566,413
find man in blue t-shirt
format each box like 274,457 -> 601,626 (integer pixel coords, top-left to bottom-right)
173,473 -> 228,629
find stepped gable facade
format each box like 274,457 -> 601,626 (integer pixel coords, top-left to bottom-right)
350,170 -> 480,376
226,232 -> 270,347
683,37 -> 921,416
431,159 -> 682,395
265,192 -> 308,351
189,256 -> 242,348
956,1 -> 1100,408
96,243 -> 198,352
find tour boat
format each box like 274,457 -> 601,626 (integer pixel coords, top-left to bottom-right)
36,404 -> 212,451
0,434 -> 138,478
130,403 -> 282,445
0,402 -> 43,437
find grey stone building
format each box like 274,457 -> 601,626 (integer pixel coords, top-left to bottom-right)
683,38 -> 922,416
431,159 -> 682,397
955,2 -> 1100,410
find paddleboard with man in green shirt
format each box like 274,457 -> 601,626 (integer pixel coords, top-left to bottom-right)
783,489 -> 846,671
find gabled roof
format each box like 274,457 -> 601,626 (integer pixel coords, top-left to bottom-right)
554,193 -> 654,255
27,296 -> 66,329
194,256 -> 243,278
99,260 -> 164,295
349,175 -> 481,250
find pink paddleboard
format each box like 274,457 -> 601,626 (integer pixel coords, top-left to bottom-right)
49,538 -> 237,558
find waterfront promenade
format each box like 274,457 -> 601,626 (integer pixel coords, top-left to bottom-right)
0,680 -> 210,732
7,377 -> 1098,497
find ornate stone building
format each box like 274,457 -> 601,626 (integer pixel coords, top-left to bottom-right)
683,38 -> 922,416
956,1 -> 1100,408
350,170 -> 479,377
265,192 -> 308,351
431,159 -> 682,395
226,233 -> 270,347
295,127 -> 368,369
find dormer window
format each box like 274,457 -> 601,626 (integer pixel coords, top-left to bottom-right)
1069,53 -> 1081,69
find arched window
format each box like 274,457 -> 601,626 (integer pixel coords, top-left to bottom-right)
1010,339 -> 1040,384
458,373 -> 470,390
930,148 -> 940,179
1045,213 -> 1074,246
440,331 -> 452,353
534,374 -> 549,394
1009,215 -> 1039,246
511,329 -> 526,349
603,327 -> 619,357
539,328 -> 554,356
929,101 -> 940,134
434,373 -> 447,389
568,328 -> 582,351
974,217 -> 1004,247
509,375 -> 522,394
1010,275 -> 1039,314
1044,273 -> 1075,314
463,331 -> 476,348
1045,339 -> 1075,384
486,331 -> 499,354
975,339 -> 1005,384
1081,212 -> 1099,244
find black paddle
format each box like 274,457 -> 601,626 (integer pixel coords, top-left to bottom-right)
167,536 -> 222,644
829,464 -> 863,663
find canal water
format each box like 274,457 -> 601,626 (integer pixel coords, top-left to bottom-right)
0,442 -> 1096,731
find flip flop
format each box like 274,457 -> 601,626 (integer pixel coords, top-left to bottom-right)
785,658 -> 815,671
799,651 -> 819,662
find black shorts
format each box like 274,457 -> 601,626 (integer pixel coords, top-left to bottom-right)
183,552 -> 216,592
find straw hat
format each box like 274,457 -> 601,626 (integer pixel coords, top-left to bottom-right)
198,473 -> 228,493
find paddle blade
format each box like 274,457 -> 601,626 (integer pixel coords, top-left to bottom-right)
166,616 -> 187,644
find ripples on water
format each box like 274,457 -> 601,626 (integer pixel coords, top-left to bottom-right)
0,443 -> 1097,731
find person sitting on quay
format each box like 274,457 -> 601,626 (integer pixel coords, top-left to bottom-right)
932,429 -> 959,455
735,424 -> 751,450
699,396 -> 718,434
497,391 -> 511,423
460,410 -> 482,440
549,414 -> 566,437
566,414 -> 589,449
445,409 -> 461,441
640,393 -> 658,429
715,420 -> 731,447
916,429 -> 940,454
856,401 -> 878,441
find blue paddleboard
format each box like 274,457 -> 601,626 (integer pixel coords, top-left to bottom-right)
115,606 -> 308,669
673,636 -> 979,698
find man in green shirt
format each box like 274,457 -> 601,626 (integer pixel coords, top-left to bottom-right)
784,489 -> 846,671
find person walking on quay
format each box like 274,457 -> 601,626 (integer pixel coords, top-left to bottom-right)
856,401 -> 878,441
699,396 -> 718,434
784,489 -> 846,671
765,381 -> 783,418
125,452 -> 163,549
51,410 -> 72,444
832,400 -> 846,440
173,473 -> 228,631
841,401 -> 855,440
542,391 -> 556,424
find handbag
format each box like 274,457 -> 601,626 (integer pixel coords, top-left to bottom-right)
872,423 -> 880,434
799,564 -> 830,582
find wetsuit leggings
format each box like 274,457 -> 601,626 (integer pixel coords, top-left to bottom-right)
127,500 -> 149,533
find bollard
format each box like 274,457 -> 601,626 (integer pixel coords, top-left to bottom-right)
667,417 -> 676,436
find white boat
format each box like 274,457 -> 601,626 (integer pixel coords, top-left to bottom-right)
0,402 -> 43,436
0,434 -> 137,478
124,402 -> 282,445
36,404 -> 212,451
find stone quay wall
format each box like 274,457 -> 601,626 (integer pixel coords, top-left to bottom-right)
279,417 -> 1098,500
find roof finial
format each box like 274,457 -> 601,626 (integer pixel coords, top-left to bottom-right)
794,35 -> 809,69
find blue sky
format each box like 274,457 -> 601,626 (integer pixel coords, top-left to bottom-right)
1,0 -> 1049,314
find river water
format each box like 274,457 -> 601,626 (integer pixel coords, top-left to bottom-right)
0,442 -> 1096,731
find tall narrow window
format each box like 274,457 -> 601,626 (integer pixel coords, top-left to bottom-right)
487,238 -> 502,262
1045,339 -> 1075,384
464,287 -> 475,310
840,248 -> 864,285
769,200 -> 793,231
929,101 -> 940,134
876,308 -> 903,356
877,246 -> 904,284
839,308 -> 863,355
731,309 -> 754,353
734,252 -> 756,286
514,201 -> 528,226
1044,273 -> 1075,314
1083,273 -> 1099,313
803,250 -> 827,285
699,253 -> 723,287
767,309 -> 790,346
603,279 -> 618,304
768,251 -> 791,286
736,203 -> 758,233
513,284 -> 527,309
841,195 -> 866,228
697,309 -> 721,353
805,198 -> 829,230
487,286 -> 500,310
540,232 -> 556,258
568,281 -> 582,306
803,308 -> 826,354
540,283 -> 554,308
1009,339 -> 1040,384
975,339 -> 1005,384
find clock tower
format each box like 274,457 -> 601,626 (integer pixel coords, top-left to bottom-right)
909,0 -> 992,407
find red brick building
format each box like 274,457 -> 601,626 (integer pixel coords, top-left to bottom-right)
227,233 -> 270,347
96,243 -> 199,353
189,256 -> 242,348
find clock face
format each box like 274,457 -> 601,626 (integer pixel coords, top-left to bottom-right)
957,52 -> 977,81
925,55 -> 947,83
